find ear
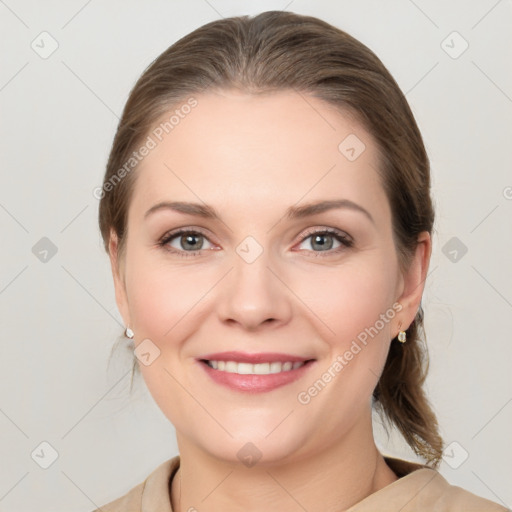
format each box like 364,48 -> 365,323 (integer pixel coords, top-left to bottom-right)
108,229 -> 131,329
395,231 -> 431,335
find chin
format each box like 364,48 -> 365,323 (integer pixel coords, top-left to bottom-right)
195,430 -> 311,468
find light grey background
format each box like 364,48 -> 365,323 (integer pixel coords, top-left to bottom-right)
1,0 -> 511,510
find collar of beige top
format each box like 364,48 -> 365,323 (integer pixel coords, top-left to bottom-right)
137,455 -> 428,511
109,454 -> 506,512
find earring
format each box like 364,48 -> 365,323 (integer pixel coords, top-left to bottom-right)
125,327 -> 134,339
398,330 -> 407,343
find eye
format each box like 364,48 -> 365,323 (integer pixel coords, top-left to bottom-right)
159,228 -> 215,257
158,226 -> 353,258
296,227 -> 353,256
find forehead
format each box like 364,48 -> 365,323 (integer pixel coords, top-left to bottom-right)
129,89 -> 389,225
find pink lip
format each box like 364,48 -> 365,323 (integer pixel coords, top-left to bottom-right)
198,351 -> 311,364
197,352 -> 316,393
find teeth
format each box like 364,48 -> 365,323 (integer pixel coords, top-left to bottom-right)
225,361 -> 238,373
269,362 -> 282,373
237,362 -> 254,374
206,360 -> 305,375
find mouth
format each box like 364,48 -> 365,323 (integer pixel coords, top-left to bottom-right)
197,352 -> 316,393
202,359 -> 308,374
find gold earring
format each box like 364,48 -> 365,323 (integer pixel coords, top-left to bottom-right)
398,330 -> 406,343
125,327 -> 134,339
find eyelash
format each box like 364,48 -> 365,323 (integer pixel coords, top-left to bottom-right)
158,227 -> 354,258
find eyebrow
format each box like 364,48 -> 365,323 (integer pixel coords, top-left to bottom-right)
144,199 -> 375,224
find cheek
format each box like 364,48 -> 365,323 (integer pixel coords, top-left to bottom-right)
294,255 -> 398,346
122,251 -> 205,427
124,250 -> 208,340
292,254 -> 398,406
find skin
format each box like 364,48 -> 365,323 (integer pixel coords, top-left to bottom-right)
109,89 -> 431,511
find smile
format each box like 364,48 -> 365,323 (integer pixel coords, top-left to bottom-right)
205,360 -> 305,374
197,352 -> 316,393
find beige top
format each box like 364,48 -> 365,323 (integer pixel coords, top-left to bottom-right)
93,455 -> 508,511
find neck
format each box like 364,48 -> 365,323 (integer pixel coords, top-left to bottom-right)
170,415 -> 398,512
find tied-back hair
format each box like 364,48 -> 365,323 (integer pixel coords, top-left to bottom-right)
99,11 -> 443,467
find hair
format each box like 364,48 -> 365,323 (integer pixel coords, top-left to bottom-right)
98,11 -> 443,467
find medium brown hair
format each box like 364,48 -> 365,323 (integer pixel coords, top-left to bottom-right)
98,11 -> 443,467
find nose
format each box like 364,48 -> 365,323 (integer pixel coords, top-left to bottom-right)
216,244 -> 293,332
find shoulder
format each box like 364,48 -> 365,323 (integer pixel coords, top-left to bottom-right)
89,456 -> 180,512
347,457 -> 509,511
409,469 -> 508,511
426,475 -> 509,511
91,480 -> 145,512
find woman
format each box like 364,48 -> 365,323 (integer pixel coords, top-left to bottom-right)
94,11 -> 506,511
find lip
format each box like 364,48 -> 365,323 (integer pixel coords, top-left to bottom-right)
197,352 -> 316,393
198,351 -> 311,364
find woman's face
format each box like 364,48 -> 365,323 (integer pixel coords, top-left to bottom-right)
110,89 -> 430,464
